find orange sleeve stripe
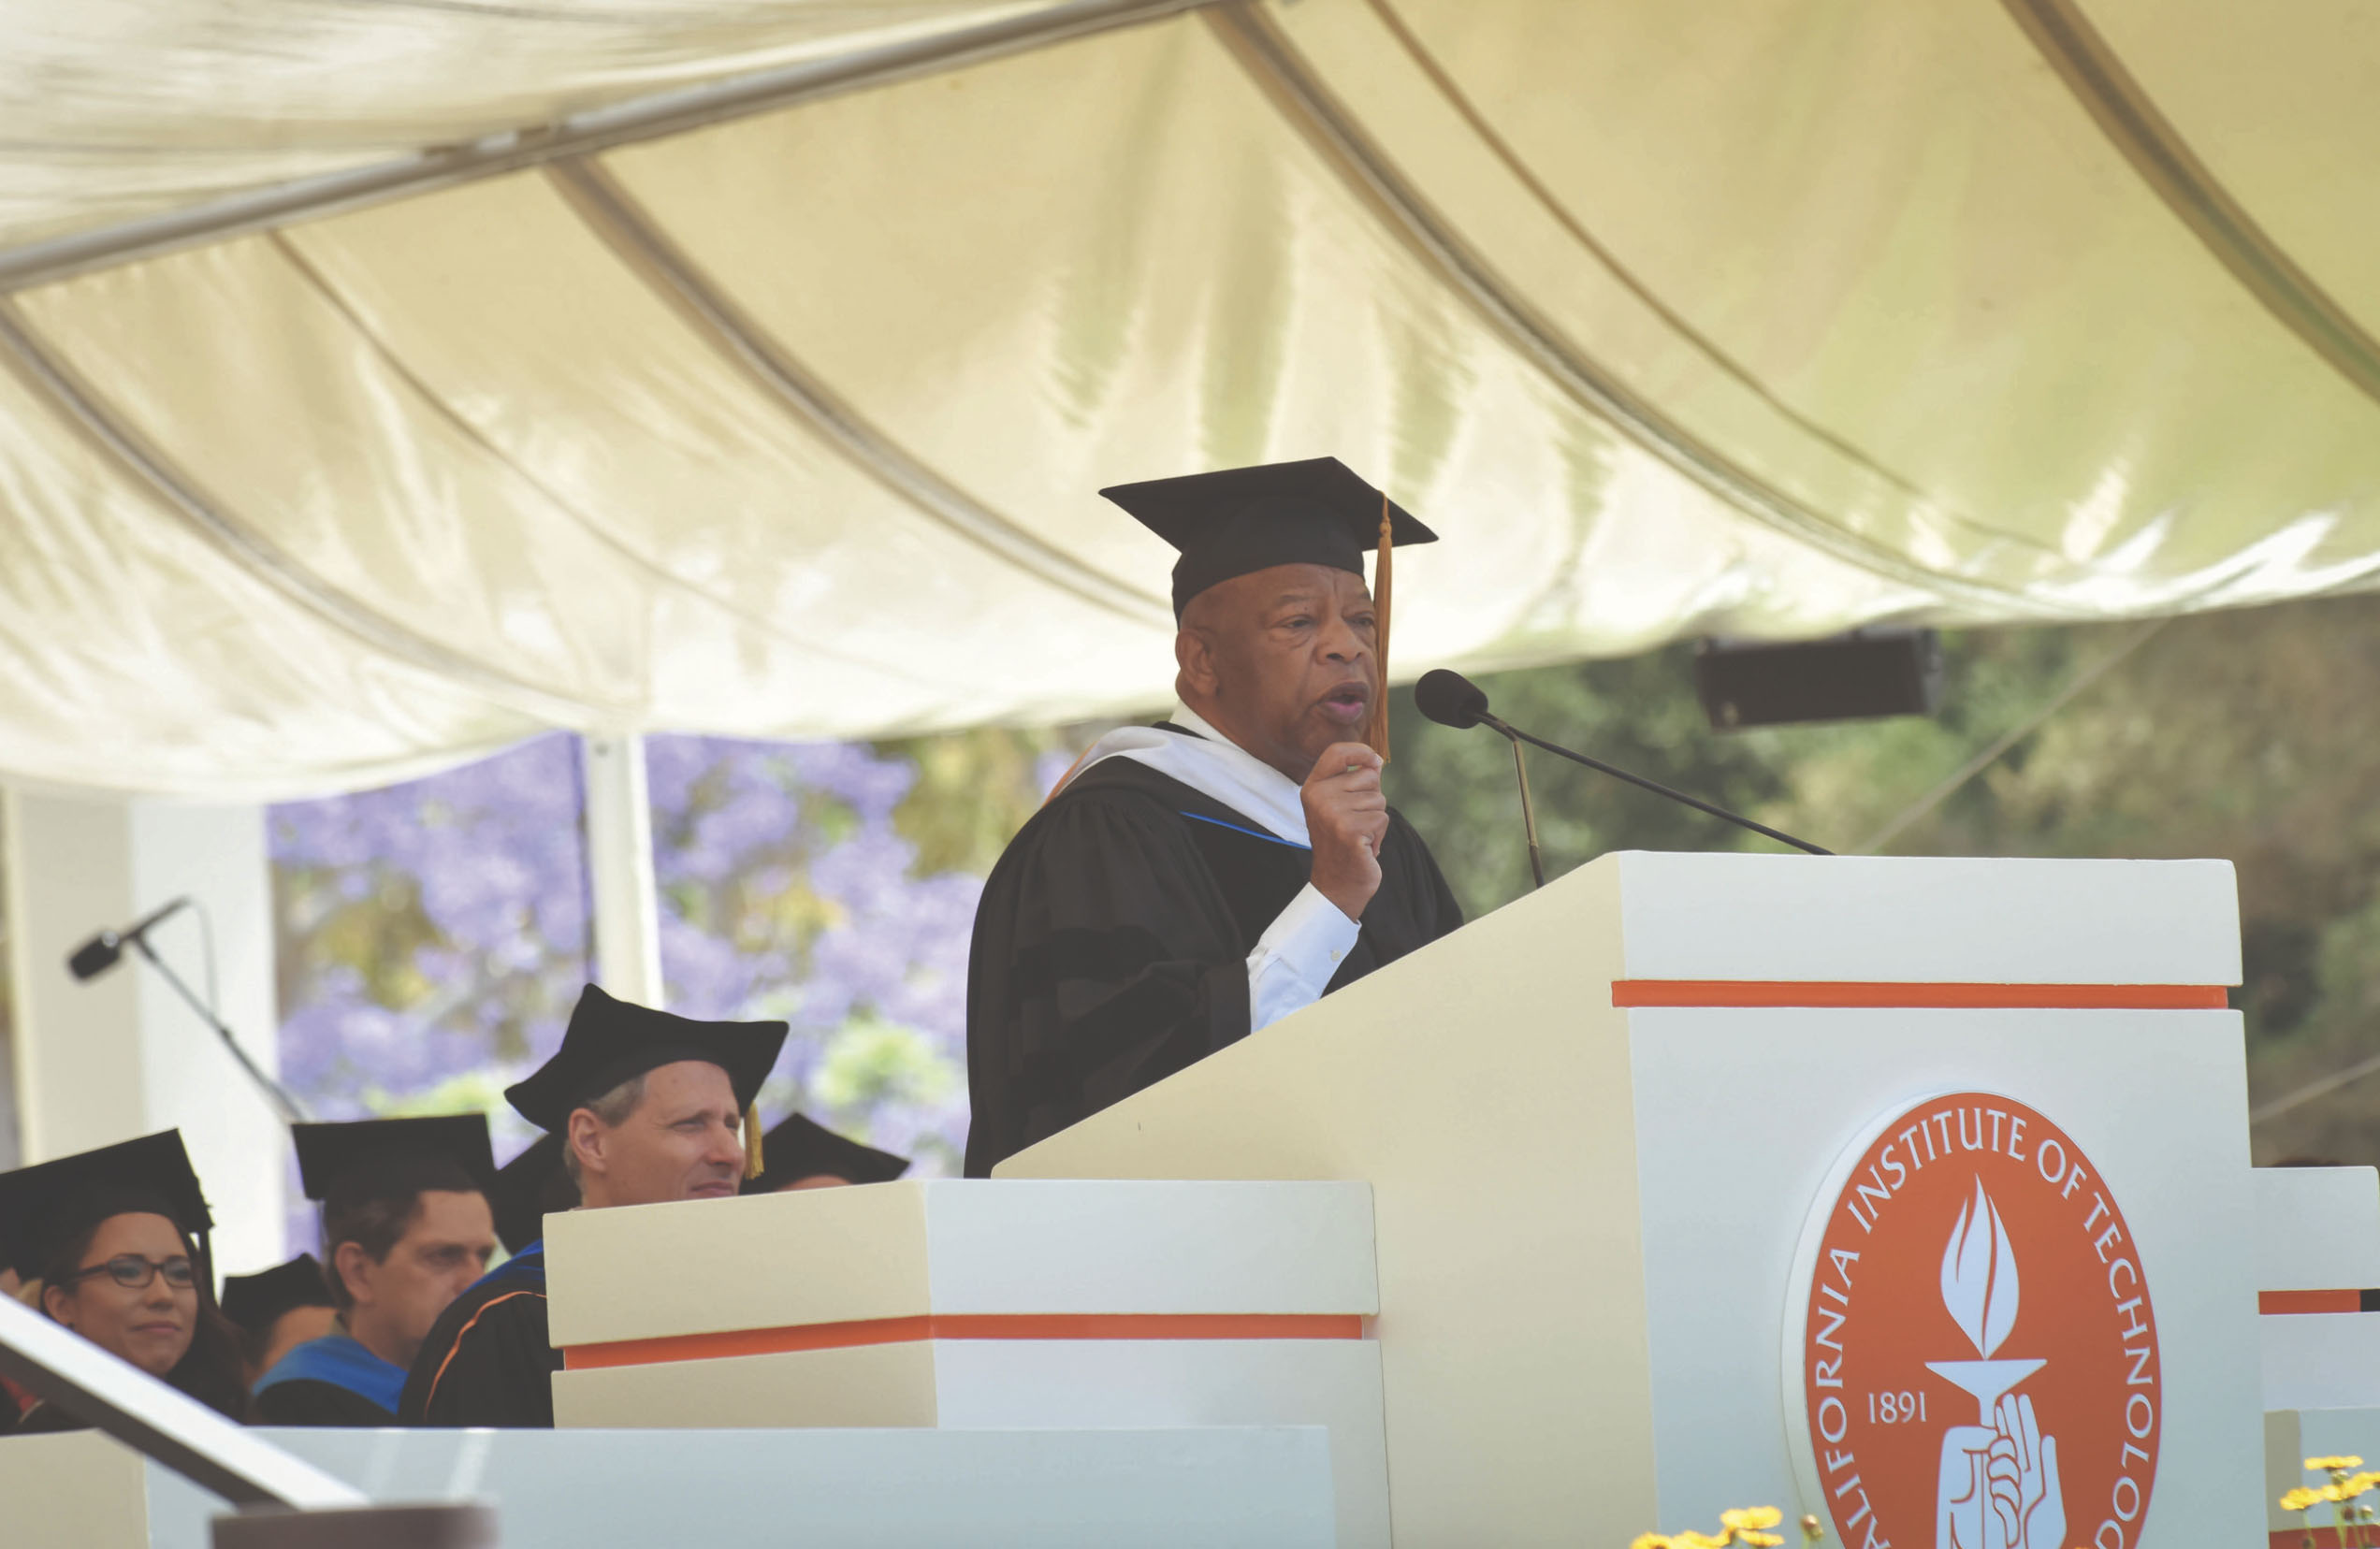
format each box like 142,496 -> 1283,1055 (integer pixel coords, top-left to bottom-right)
421,1289 -> 545,1415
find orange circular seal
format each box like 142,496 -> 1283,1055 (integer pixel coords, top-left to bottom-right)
1788,1093 -> 2160,1549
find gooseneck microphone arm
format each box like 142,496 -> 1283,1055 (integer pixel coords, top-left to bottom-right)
1508,734 -> 1547,889
1414,669 -> 1833,858
128,933 -> 311,1126
68,899 -> 312,1126
1486,714 -> 1831,856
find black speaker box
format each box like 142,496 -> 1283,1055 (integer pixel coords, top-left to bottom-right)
1694,630 -> 1943,730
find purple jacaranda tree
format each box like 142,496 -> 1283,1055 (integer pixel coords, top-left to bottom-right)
646,736 -> 983,1172
270,729 -> 1043,1185
270,734 -> 592,1145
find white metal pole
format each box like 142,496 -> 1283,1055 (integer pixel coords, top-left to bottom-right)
1,791 -> 287,1273
578,734 -> 665,1009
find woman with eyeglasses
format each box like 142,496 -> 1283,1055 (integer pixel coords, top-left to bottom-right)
0,1131 -> 248,1433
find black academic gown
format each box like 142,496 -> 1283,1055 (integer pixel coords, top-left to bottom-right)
964,747 -> 1461,1176
255,1380 -> 391,1426
397,1246 -> 558,1428
12,1401 -> 83,1434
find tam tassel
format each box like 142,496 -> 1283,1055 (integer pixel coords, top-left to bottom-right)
1367,491 -> 1393,763
744,1102 -> 765,1180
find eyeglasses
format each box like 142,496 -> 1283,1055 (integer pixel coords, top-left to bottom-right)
63,1254 -> 196,1292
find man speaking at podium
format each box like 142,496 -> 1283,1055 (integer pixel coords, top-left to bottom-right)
964,458 -> 1463,1176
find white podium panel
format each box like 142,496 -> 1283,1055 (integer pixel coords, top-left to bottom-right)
1002,851 -> 2261,1549
543,1180 -> 1386,1547
0,1425 -> 1339,1549
2253,1166 -> 2380,1416
2252,1167 -> 2380,1294
556,1339 -> 1389,1547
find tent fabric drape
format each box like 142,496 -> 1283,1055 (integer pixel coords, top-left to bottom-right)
1,0 -> 2374,797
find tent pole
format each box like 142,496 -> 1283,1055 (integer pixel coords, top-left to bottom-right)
579,735 -> 666,1010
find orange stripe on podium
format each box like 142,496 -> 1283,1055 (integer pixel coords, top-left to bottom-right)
562,1312 -> 1365,1370
2260,1290 -> 2363,1315
1610,980 -> 2228,1010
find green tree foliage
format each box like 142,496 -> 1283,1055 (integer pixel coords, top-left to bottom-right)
1384,596 -> 2380,1165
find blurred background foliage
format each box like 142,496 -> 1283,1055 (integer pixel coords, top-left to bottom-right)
1383,593 -> 2380,1165
264,591 -> 2380,1189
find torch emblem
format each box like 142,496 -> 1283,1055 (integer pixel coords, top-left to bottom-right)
1795,1095 -> 2158,1549
1926,1179 -> 2065,1549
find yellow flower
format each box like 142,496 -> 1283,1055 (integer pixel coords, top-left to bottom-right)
1740,1535 -> 1784,1547
2310,1456 -> 2366,1471
1673,1532 -> 1729,1549
2282,1487 -> 2325,1513
1629,1536 -> 1674,1549
1723,1509 -> 1786,1533
2343,1472 -> 2380,1498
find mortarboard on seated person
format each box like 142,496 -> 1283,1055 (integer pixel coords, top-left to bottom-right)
963,457 -> 1463,1176
487,1133 -> 577,1258
221,1255 -> 338,1390
741,1113 -> 910,1194
0,1132 -> 247,1432
399,985 -> 786,1429
253,1116 -> 498,1426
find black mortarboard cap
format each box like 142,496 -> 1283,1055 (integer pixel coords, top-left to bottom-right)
0,1131 -> 212,1281
502,984 -> 788,1133
488,1133 -> 578,1254
292,1115 -> 496,1202
219,1254 -> 335,1335
1099,456 -> 1436,619
741,1113 -> 911,1194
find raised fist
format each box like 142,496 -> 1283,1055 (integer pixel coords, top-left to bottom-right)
1303,742 -> 1388,920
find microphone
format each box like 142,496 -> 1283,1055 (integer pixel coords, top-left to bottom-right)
1415,669 -> 1832,858
65,895 -> 310,1125
67,896 -> 195,981
1416,672 -> 1546,887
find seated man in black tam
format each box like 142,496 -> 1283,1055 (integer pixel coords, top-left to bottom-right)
254,1116 -> 498,1426
221,1255 -> 339,1392
399,986 -> 786,1428
486,1133 -> 575,1259
964,457 -> 1463,1176
742,1112 -> 909,1194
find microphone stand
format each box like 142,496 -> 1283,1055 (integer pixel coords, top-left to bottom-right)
1505,735 -> 1547,889
125,934 -> 311,1127
1482,714 -> 1832,857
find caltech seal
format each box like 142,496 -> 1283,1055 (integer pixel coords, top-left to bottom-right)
1786,1093 -> 2161,1549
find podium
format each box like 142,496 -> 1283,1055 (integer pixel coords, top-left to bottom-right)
544,1179 -> 1385,1545
0,1425 -> 1340,1549
999,852 -> 2266,1549
2250,1162 -> 2380,1539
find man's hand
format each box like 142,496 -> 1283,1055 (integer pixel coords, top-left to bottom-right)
1304,742 -> 1388,921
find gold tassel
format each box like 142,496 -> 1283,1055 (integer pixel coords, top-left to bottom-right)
744,1102 -> 765,1180
1367,491 -> 1393,763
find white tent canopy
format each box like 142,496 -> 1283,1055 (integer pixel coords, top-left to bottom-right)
4,0 -> 2376,798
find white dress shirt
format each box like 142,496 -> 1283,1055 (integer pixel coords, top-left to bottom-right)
1054,703 -> 1363,1031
